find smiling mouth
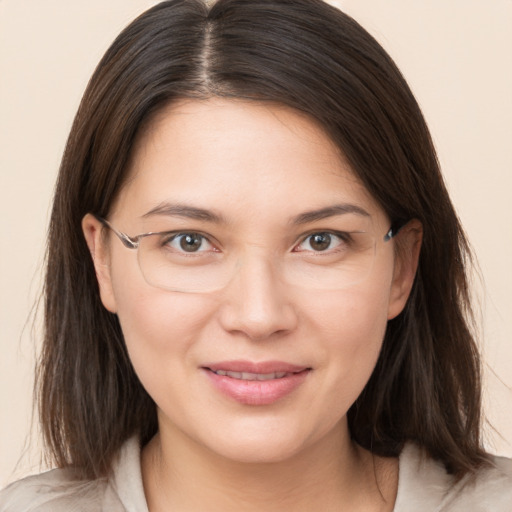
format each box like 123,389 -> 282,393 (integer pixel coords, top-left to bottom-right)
209,370 -> 290,381
203,364 -> 311,405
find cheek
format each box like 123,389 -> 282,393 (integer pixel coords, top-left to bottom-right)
110,269 -> 214,395
309,273 -> 392,347
304,274 -> 393,397
108,248 -> 205,350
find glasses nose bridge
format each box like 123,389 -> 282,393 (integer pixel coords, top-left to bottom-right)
228,243 -> 284,286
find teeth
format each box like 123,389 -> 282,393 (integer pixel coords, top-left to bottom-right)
213,370 -> 288,380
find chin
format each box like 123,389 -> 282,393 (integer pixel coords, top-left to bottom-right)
208,435 -> 308,465
190,412 -> 345,466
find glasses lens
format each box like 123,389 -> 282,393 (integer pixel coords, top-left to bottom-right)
137,229 -> 378,293
137,231 -> 234,293
282,230 -> 377,290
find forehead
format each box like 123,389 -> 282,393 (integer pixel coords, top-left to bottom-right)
113,98 -> 386,226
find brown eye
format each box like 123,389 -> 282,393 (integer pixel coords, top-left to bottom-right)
163,233 -> 212,253
178,233 -> 204,252
294,232 -> 350,254
308,233 -> 332,251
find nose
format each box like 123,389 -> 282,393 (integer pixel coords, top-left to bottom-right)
217,255 -> 298,341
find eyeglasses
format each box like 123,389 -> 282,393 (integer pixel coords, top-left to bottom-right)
96,216 -> 404,293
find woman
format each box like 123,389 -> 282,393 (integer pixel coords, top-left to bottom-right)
1,0 -> 511,510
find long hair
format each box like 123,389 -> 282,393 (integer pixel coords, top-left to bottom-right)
39,0 -> 488,479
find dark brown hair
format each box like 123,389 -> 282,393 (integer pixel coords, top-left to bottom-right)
39,0 -> 488,480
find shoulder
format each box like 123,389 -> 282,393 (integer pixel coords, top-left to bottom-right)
0,437 -> 144,512
0,468 -> 123,512
396,444 -> 512,511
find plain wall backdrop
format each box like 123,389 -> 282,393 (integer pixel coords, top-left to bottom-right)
1,0 -> 511,486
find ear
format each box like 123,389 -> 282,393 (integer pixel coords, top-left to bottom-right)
387,219 -> 423,320
82,213 -> 118,313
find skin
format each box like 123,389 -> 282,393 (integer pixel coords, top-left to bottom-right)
83,98 -> 422,511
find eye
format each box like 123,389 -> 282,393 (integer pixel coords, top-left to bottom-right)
295,232 -> 347,252
164,232 -> 215,253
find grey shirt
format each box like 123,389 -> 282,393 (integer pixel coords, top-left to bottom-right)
1,438 -> 511,511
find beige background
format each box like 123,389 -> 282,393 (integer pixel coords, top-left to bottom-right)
1,0 -> 511,486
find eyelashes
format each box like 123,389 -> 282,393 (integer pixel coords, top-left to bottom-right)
162,232 -> 215,253
294,231 -> 352,253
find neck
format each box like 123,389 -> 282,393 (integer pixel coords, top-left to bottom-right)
141,420 -> 398,512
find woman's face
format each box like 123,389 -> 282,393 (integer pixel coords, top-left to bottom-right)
84,99 -> 419,463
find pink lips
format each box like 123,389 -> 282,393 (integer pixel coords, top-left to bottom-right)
202,360 -> 311,405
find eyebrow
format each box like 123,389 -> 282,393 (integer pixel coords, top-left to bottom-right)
291,204 -> 370,225
142,202 -> 226,224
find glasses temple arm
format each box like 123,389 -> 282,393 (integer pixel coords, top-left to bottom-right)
94,215 -> 139,249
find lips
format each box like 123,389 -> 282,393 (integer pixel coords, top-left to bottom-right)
202,360 -> 311,405
211,370 -> 289,381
